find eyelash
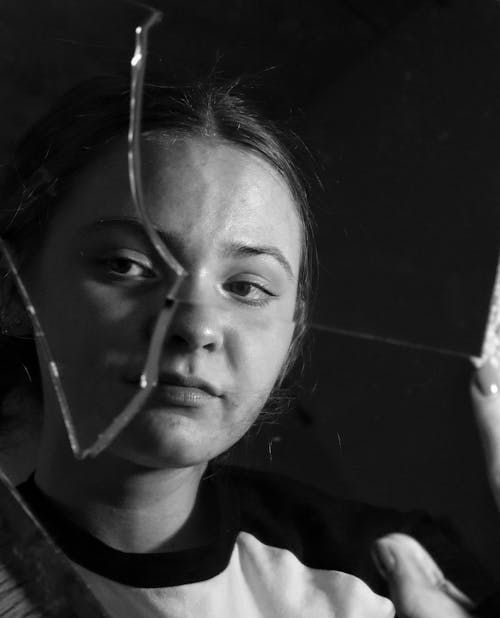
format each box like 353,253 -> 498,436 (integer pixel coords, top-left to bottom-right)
223,280 -> 276,307
98,254 -> 157,281
95,253 -> 277,306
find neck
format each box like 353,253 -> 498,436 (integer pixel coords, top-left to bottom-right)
35,424 -> 211,554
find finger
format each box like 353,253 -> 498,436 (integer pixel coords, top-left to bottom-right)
372,533 -> 474,618
440,578 -> 476,609
471,358 -> 500,504
373,533 -> 445,588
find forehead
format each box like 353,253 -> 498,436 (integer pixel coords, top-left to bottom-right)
143,136 -> 299,233
51,135 -> 302,271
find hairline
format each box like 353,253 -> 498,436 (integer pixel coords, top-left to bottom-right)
140,127 -> 308,257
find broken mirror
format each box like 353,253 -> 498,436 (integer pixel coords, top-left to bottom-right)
1,0 -> 499,463
1,0 -> 500,611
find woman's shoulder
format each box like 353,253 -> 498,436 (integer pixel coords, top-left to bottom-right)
216,463 -> 424,539
215,464 -> 500,614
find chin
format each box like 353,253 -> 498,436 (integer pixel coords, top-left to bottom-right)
106,397 -> 262,470
108,415 -> 227,470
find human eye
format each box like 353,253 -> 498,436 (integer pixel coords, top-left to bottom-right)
97,250 -> 157,281
223,278 -> 277,306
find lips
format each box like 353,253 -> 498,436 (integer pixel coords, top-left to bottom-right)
152,375 -> 221,408
158,373 -> 221,397
153,384 -> 216,407
124,371 -> 222,408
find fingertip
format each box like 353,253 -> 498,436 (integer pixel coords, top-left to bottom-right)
472,357 -> 500,399
373,534 -> 445,585
372,538 -> 397,580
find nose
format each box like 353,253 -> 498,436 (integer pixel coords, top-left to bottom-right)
164,298 -> 223,354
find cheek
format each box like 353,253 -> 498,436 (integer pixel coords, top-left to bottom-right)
218,322 -> 293,454
230,320 -> 295,397
31,264 -> 158,367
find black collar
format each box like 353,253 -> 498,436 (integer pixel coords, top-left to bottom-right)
16,468 -> 238,588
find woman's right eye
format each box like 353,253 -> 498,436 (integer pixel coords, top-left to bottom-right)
97,252 -> 157,281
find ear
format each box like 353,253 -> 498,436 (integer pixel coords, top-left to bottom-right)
275,319 -> 308,389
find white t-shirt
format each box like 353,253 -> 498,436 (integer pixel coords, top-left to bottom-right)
17,466 -> 500,617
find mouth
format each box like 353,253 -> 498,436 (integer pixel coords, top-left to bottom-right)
153,384 -> 216,407
158,373 -> 221,397
125,372 -> 222,408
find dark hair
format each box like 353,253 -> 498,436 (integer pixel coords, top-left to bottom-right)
0,75 -> 315,410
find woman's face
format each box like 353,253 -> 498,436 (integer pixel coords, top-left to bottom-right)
28,135 -> 301,468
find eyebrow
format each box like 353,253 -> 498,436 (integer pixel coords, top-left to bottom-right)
221,242 -> 295,280
79,218 -> 296,280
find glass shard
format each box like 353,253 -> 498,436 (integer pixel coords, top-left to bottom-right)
1,0 -> 499,465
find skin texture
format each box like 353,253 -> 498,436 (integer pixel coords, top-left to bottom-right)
28,135 -> 301,552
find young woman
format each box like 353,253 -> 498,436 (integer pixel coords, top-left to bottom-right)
0,77 -> 499,617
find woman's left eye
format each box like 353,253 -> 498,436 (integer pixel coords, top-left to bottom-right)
224,280 -> 275,305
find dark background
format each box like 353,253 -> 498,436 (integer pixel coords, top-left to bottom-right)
1,0 -> 500,575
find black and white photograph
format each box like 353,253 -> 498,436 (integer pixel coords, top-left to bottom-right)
0,1 -> 499,615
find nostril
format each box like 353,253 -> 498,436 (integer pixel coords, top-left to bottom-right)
166,328 -> 221,353
161,303 -> 223,353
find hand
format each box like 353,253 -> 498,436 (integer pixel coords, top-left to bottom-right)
372,534 -> 474,618
369,357 -> 500,618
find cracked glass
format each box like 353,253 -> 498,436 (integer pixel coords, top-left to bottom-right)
0,0 -> 499,465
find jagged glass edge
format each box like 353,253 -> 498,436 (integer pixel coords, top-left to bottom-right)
1,1 -> 491,459
0,6 -> 176,459
471,252 -> 500,369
